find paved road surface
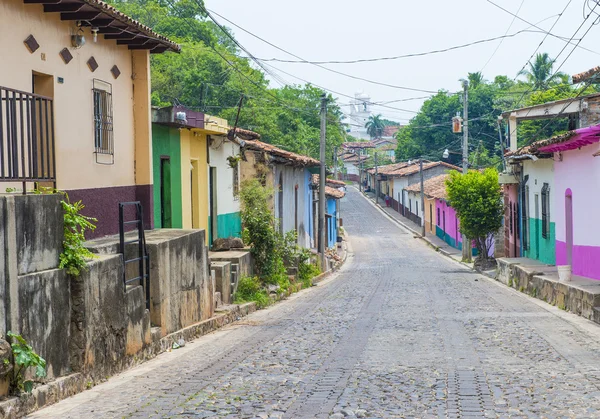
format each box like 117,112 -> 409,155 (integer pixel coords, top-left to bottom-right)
30,187 -> 600,418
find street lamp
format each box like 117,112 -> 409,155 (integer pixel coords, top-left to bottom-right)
442,149 -> 450,159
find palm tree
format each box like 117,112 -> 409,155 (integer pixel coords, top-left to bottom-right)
468,72 -> 485,89
518,53 -> 566,89
365,114 -> 385,139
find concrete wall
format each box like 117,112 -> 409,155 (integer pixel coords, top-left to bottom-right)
145,229 -> 213,335
553,144 -> 600,279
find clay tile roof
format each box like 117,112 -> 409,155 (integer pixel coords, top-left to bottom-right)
387,161 -> 461,177
383,126 -> 401,137
229,128 -> 261,141
31,0 -> 180,52
242,140 -> 319,167
405,174 -> 450,200
343,154 -> 369,163
312,175 -> 346,187
325,186 -> 345,199
572,66 -> 600,84
342,141 -> 376,149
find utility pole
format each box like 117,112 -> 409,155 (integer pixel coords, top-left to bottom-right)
359,157 -> 363,192
461,79 -> 472,263
333,146 -> 338,180
318,94 -> 327,272
420,159 -> 425,237
374,152 -> 379,205
497,116 -> 506,172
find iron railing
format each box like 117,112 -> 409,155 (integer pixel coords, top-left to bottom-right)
119,202 -> 150,310
0,86 -> 56,190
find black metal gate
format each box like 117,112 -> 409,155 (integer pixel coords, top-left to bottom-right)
118,201 -> 150,310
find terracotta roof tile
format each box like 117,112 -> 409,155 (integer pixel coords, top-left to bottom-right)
572,66 -> 600,84
405,174 -> 449,200
39,0 -> 180,52
312,175 -> 346,187
387,161 -> 461,177
242,140 -> 319,167
229,128 -> 261,141
342,141 -> 376,149
325,186 -> 345,199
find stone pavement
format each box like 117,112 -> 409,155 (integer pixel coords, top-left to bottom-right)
29,187 -> 600,418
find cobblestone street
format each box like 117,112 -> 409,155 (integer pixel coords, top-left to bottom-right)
30,187 -> 600,419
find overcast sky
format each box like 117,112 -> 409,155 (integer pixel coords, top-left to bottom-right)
206,0 -> 600,124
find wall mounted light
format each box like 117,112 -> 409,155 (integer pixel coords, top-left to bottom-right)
71,28 -> 85,49
91,27 -> 99,43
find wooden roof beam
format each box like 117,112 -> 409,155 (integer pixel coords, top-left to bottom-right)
44,3 -> 84,12
24,0 -> 61,4
60,11 -> 102,20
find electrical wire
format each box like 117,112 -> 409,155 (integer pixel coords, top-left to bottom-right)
480,0 -> 526,72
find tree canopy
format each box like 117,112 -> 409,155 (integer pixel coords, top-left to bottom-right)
107,0 -> 345,164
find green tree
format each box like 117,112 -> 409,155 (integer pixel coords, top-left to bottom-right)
468,72 -> 485,89
365,114 -> 385,139
518,53 -> 566,90
445,169 -> 503,267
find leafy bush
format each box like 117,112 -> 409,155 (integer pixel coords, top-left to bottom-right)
298,249 -> 320,288
445,169 -> 503,261
233,276 -> 270,309
6,332 -> 46,394
60,194 -> 98,276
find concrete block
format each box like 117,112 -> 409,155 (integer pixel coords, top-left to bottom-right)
13,194 -> 63,275
18,268 -> 70,380
69,254 -> 127,380
211,261 -> 231,304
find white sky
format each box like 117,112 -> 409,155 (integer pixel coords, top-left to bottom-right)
206,0 -> 600,124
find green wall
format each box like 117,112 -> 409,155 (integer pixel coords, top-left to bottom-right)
524,218 -> 556,265
152,124 -> 183,229
217,212 -> 242,239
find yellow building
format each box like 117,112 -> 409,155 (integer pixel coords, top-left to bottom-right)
180,114 -> 230,242
0,0 -> 179,237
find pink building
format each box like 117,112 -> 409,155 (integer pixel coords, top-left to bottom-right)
536,125 -> 600,280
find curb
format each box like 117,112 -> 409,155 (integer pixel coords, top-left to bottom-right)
0,303 -> 257,419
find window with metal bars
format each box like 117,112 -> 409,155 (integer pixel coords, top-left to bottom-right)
541,183 -> 550,239
93,79 -> 114,163
521,184 -> 529,250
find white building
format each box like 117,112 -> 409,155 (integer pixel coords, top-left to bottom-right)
347,92 -> 372,140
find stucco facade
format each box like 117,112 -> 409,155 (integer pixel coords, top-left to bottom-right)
0,0 -> 178,237
521,159 -> 555,265
207,117 -> 242,241
553,144 -> 600,280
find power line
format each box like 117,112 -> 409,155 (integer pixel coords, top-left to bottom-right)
206,7 -> 439,94
480,0 -> 526,72
486,0 -> 600,55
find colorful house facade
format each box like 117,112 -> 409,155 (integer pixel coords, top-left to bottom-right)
238,130 -> 320,249
0,0 -> 179,237
152,108 -> 242,245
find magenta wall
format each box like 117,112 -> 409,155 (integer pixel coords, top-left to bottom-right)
553,145 -> 600,280
435,199 -> 494,256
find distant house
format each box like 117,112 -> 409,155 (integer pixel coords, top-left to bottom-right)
406,174 -> 480,255
238,132 -> 319,249
0,0 -> 179,237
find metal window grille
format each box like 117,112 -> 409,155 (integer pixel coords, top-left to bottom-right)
541,183 -> 550,239
93,79 -> 114,164
437,208 -> 440,226
521,185 -> 529,250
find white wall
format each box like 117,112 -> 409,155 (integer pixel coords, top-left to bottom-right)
522,159 -> 554,223
209,137 -> 241,217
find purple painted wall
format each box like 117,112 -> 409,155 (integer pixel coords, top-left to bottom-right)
68,184 -> 153,239
553,144 -> 600,280
435,199 -> 494,256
